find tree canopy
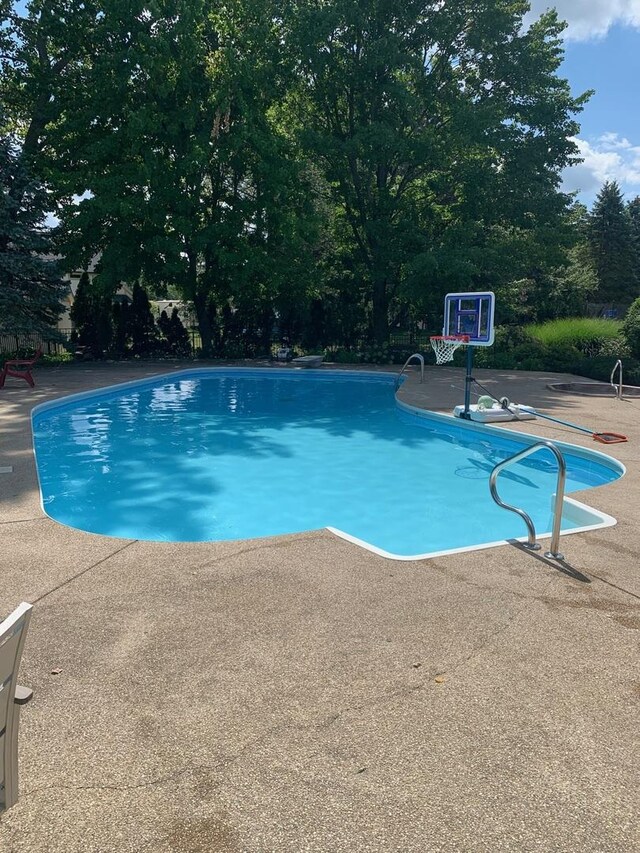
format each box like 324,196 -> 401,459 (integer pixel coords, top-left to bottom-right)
1,0 -> 594,348
0,123 -> 65,335
285,0 -> 588,340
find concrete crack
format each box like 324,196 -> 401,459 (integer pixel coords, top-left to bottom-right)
195,532 -> 328,569
32,540 -> 137,605
0,516 -> 47,525
21,764 -> 200,798
446,577 -> 556,679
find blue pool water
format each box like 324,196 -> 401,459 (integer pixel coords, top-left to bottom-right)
32,369 -> 623,558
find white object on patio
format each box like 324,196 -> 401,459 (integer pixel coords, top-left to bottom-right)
0,602 -> 33,812
291,355 -> 324,368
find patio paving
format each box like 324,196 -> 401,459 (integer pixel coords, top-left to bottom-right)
0,360 -> 638,852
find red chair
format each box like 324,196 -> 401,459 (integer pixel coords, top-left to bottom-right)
0,349 -> 43,388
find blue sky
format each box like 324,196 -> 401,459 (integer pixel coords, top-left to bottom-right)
528,0 -> 640,207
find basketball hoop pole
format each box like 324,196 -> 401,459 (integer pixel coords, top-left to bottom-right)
462,345 -> 474,419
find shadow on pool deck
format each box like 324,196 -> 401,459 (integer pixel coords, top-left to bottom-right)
0,360 -> 638,853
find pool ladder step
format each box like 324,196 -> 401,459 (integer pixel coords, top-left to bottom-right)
395,354 -> 424,392
610,359 -> 623,399
489,440 -> 566,560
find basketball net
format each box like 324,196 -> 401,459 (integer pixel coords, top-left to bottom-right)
430,335 -> 469,365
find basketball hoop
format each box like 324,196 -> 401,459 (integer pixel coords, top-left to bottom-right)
430,335 -> 469,365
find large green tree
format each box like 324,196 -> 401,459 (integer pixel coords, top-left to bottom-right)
3,0 -> 592,353
0,0 -> 101,161
36,0 -> 322,355
285,0 -> 588,342
588,181 -> 637,306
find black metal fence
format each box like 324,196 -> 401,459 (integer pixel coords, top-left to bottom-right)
0,331 -> 73,356
1,327 -> 431,359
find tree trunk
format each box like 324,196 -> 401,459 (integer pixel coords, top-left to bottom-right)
371,267 -> 389,345
184,249 -> 214,358
260,305 -> 273,356
193,291 -> 214,358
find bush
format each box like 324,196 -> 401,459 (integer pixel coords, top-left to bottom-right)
542,342 -> 583,372
326,348 -> 358,364
525,317 -> 622,356
41,352 -> 73,365
622,298 -> 640,358
570,355 -> 640,384
470,323 -> 628,376
360,342 -> 394,364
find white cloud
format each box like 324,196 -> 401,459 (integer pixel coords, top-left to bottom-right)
527,0 -> 640,41
563,134 -> 640,199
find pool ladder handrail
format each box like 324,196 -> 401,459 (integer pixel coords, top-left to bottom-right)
395,353 -> 424,392
489,440 -> 566,560
610,359 -> 623,400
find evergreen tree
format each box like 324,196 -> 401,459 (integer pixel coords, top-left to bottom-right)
0,128 -> 65,335
627,196 -> 640,276
69,271 -> 93,345
157,309 -> 171,342
167,308 -> 191,356
111,300 -> 129,356
588,181 -> 637,306
69,271 -> 113,355
128,282 -> 157,355
94,293 -> 113,355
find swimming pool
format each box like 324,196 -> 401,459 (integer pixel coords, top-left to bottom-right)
32,368 -> 624,559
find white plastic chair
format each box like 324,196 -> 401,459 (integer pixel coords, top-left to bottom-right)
0,602 -> 33,812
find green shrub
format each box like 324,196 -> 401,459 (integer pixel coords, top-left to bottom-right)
622,298 -> 640,358
625,363 -> 640,385
568,355 -> 640,384
525,318 -> 622,356
439,320 -> 636,380
597,336 -> 631,358
360,342 -> 394,364
326,348 -> 360,364
41,352 -> 73,365
543,342 -> 582,372
471,328 -> 546,370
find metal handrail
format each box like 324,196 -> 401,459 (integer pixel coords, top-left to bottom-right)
610,359 -> 623,400
395,353 -> 424,392
489,440 -> 566,560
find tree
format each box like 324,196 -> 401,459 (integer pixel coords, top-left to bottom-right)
38,0 -> 322,356
1,0 -> 101,163
627,196 -> 640,273
157,309 -> 171,343
588,181 -> 637,306
517,203 -> 597,321
68,270 -> 93,344
166,307 -> 191,356
69,270 -> 114,354
0,127 -> 65,336
622,297 -> 640,358
128,282 -> 157,355
111,300 -> 129,356
285,0 -> 589,342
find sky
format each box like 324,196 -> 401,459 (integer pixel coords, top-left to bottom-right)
528,0 -> 640,207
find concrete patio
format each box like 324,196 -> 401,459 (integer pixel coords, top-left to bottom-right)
0,360 -> 638,852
